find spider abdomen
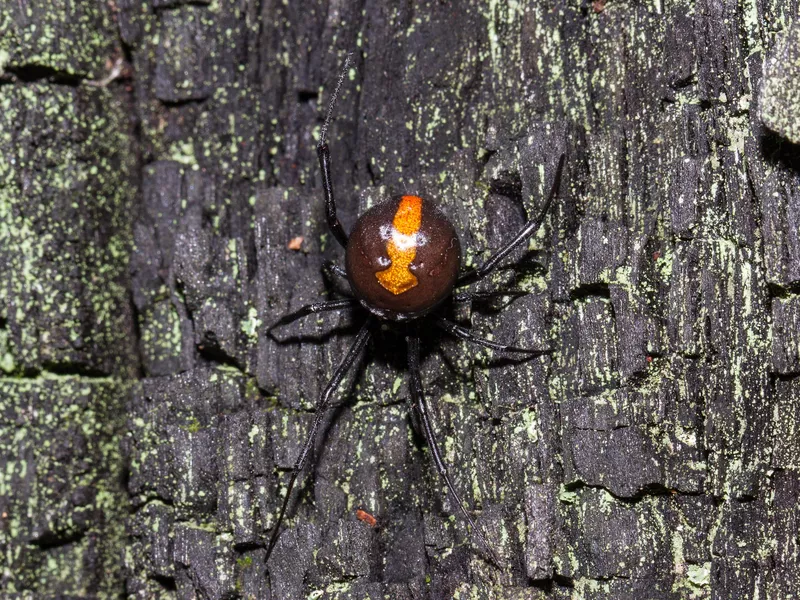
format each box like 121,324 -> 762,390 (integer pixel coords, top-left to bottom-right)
345,195 -> 461,321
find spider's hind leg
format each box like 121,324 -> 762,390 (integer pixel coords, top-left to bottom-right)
265,318 -> 372,563
406,334 -> 502,566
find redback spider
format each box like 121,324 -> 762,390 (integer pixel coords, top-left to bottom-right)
265,54 -> 565,566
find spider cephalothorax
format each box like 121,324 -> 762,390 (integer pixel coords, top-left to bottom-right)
265,54 -> 564,566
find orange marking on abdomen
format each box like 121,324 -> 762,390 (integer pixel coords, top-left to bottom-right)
376,195 -> 422,295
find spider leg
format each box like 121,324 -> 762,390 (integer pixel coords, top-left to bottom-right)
265,318 -> 372,563
406,335 -> 501,566
267,298 -> 357,333
435,317 -> 550,355
452,290 -> 528,303
318,143 -> 348,249
322,260 -> 348,280
457,153 -> 565,287
318,54 -> 353,250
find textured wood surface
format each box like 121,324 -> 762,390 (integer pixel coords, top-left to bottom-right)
0,5 -> 137,594
1,0 -> 800,598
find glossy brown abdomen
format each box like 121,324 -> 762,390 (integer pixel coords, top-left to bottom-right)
345,195 -> 461,321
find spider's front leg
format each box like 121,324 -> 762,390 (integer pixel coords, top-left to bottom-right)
322,259 -> 348,280
457,153 -> 565,287
317,53 -> 353,250
318,141 -> 348,249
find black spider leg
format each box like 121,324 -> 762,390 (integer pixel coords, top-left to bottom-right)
265,318 -> 372,563
322,259 -> 348,280
452,290 -> 527,303
457,153 -> 565,287
318,53 -> 354,250
267,298 -> 358,333
435,317 -> 550,355
406,335 -> 501,566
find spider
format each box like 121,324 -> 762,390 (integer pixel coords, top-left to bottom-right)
265,55 -> 565,566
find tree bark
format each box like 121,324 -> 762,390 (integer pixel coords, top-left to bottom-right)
1,0 -> 799,598
0,2 -> 137,596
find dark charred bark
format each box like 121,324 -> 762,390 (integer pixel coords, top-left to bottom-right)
1,0 -> 799,598
0,2 -> 138,596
